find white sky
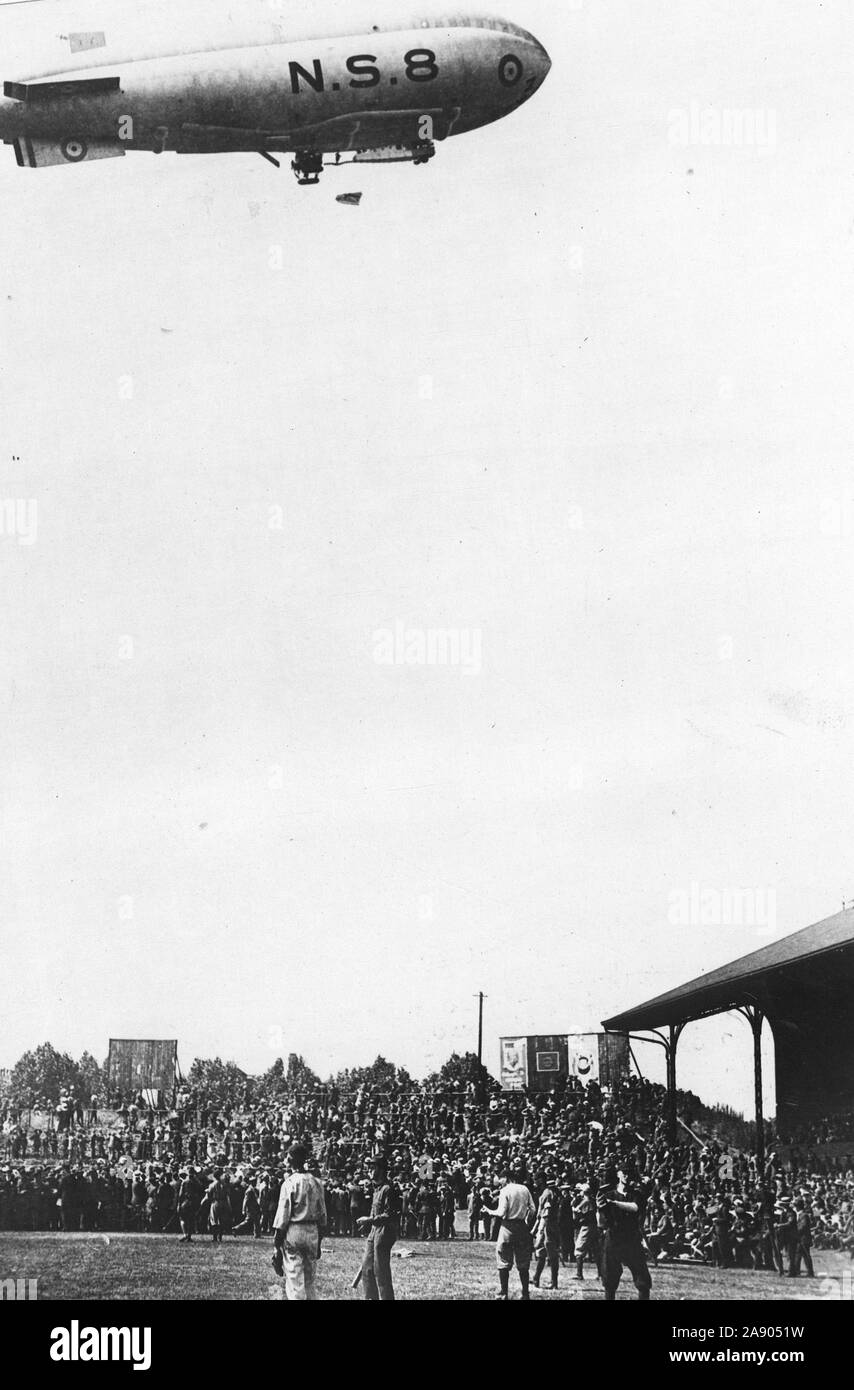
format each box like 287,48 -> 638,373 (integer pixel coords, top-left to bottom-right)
2,0 -> 854,1115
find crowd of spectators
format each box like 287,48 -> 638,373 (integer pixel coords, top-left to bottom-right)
777,1111 -> 854,1147
1,1076 -> 852,1278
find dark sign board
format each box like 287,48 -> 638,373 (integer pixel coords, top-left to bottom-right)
107,1039 -> 177,1094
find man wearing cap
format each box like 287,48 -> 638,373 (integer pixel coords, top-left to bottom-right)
532,1172 -> 561,1290
596,1163 -> 652,1301
774,1198 -> 798,1276
417,1181 -> 436,1241
271,1144 -> 327,1300
438,1180 -> 456,1240
234,1176 -> 263,1238
356,1155 -> 400,1300
483,1164 -> 536,1301
791,1197 -> 814,1277
558,1182 -> 575,1266
176,1168 -> 199,1242
467,1182 -> 482,1240
710,1194 -> 734,1269
572,1181 -> 601,1281
205,1169 -> 227,1243
755,1181 -> 783,1273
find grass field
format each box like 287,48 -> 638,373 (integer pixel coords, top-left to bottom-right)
1,1231 -> 849,1301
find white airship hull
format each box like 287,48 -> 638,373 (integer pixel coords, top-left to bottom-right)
0,0 -> 550,175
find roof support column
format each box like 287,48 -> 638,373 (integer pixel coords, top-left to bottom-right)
736,1005 -> 766,1173
666,1023 -> 684,1146
625,1028 -> 685,1144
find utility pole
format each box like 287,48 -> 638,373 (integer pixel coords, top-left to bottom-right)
474,991 -> 486,1100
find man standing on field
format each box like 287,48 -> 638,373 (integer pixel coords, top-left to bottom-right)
483,1164 -> 536,1300
532,1171 -> 561,1289
356,1155 -> 400,1300
271,1144 -> 327,1300
596,1162 -> 652,1301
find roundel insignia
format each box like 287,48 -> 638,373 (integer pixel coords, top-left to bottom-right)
61,139 -> 87,162
498,54 -> 524,87
577,1055 -> 591,1075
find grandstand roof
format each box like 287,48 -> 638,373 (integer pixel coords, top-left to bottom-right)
602,905 -> 854,1033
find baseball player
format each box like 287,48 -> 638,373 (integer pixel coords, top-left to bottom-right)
271,1144 -> 327,1301
483,1164 -> 536,1300
596,1162 -> 652,1300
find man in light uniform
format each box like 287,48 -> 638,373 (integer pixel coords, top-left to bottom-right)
271,1144 -> 327,1300
483,1164 -> 536,1300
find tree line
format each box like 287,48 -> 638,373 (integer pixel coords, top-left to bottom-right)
1,1042 -> 493,1109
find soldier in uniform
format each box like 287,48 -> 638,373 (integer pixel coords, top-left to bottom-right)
558,1182 -> 575,1265
233,1178 -> 263,1238
710,1194 -> 734,1268
176,1168 -> 199,1241
356,1155 -> 400,1300
439,1181 -> 456,1240
792,1197 -> 815,1277
532,1171 -> 561,1289
756,1181 -> 784,1273
259,1171 -> 278,1233
480,1183 -> 495,1242
347,1175 -> 366,1236
774,1198 -> 798,1276
572,1181 -> 602,1281
417,1182 -> 436,1241
205,1169 -> 227,1243
467,1182 -> 482,1240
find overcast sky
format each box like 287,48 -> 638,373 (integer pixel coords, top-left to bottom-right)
2,0 -> 854,1114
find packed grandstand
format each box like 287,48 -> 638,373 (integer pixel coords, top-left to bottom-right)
1,1054 -> 851,1273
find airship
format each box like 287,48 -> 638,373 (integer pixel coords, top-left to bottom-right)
0,0 -> 551,182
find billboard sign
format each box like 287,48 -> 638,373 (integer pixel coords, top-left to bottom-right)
108,1039 -> 177,1094
500,1032 -> 628,1092
536,1050 -> 560,1073
499,1036 -> 529,1091
567,1034 -> 599,1082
